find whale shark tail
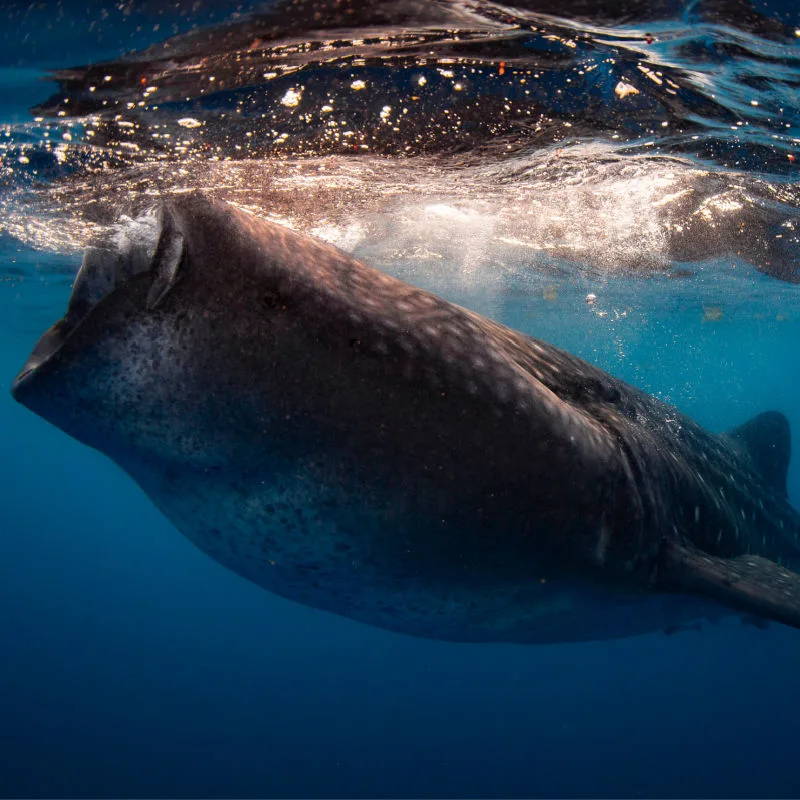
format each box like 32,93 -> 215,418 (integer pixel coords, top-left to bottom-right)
663,410 -> 800,629
663,542 -> 800,631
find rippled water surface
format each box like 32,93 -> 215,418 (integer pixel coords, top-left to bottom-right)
1,1 -> 800,797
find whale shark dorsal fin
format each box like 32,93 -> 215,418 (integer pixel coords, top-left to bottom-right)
723,411 -> 790,498
665,545 -> 800,631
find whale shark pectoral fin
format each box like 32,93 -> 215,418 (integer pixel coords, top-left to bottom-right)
722,411 -> 790,498
664,542 -> 800,631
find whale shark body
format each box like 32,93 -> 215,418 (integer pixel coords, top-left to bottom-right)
11,195 -> 800,643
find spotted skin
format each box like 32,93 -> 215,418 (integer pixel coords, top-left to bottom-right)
11,194 -> 800,642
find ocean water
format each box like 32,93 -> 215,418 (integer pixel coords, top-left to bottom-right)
1,1 -> 800,797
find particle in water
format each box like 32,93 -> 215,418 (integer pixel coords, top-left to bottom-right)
281,88 -> 303,107
615,81 -> 639,99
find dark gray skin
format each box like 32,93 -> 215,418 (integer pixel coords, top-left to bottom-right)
11,195 -> 800,643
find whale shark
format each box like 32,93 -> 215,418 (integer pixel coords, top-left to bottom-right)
11,194 -> 800,643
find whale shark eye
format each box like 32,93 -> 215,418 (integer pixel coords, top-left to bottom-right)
261,291 -> 281,311
260,288 -> 292,312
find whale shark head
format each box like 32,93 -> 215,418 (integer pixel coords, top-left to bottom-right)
11,200 -> 206,468
11,197 -> 348,476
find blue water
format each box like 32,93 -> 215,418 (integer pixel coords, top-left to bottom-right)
2,2 -> 800,797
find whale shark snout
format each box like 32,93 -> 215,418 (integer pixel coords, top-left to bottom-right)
11,193 -> 800,643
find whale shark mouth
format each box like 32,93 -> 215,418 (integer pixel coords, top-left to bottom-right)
11,205 -> 183,394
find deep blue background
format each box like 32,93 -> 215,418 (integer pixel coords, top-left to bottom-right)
2,2 -> 800,797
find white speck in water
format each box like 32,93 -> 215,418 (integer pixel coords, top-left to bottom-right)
281,88 -> 303,107
614,81 -> 639,98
